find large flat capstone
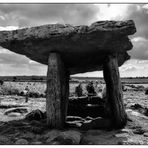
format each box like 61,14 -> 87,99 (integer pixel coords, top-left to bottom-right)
0,20 -> 136,74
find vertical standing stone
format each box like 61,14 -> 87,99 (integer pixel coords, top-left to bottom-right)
103,54 -> 127,129
46,52 -> 69,128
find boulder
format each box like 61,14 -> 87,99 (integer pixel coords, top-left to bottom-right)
48,130 -> 82,145
45,130 -> 60,143
0,20 -> 136,74
25,109 -> 44,121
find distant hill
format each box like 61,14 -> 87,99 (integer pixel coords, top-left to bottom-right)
0,76 -> 46,82
0,75 -> 148,84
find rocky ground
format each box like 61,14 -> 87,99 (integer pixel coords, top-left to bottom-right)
0,88 -> 148,145
0,109 -> 148,145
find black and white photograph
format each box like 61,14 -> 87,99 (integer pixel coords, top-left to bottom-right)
0,1 -> 148,145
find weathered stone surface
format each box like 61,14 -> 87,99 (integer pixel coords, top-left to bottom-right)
0,20 -> 136,74
21,132 -> 35,140
31,141 -> 43,145
45,130 -> 60,143
48,130 -> 82,145
15,139 -> 29,145
80,131 -> 127,145
25,109 -> 44,121
130,104 -> 148,116
0,135 -> 12,144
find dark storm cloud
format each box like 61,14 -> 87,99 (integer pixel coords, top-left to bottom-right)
0,4 -> 99,27
123,4 -> 148,60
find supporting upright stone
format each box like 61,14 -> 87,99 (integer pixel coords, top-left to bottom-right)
46,52 -> 69,128
103,54 -> 127,129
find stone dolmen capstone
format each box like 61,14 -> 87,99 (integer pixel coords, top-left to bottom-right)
0,20 -> 136,129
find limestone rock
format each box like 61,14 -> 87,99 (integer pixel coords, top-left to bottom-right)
7,112 -> 22,117
119,128 -> 134,135
0,20 -> 136,74
133,128 -> 145,135
4,107 -> 28,115
115,133 -> 129,138
65,122 -> 82,128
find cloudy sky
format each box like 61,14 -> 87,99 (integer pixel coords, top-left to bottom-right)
0,3 -> 148,77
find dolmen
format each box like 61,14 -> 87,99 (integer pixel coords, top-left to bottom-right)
0,20 -> 136,129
